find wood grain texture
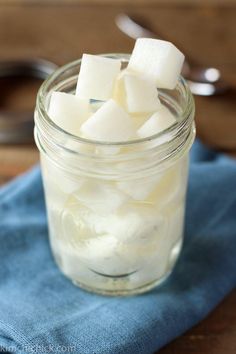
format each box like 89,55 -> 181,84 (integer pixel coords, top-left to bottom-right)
0,3 -> 235,354
159,291 -> 236,353
0,145 -> 38,184
1,0 -> 236,6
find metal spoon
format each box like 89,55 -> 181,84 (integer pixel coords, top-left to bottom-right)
116,13 -> 230,96
0,59 -> 58,143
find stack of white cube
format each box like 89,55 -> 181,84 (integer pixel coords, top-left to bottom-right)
45,38 -> 186,282
48,38 -> 184,145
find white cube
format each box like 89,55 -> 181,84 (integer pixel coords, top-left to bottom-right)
89,204 -> 163,245
80,99 -> 136,142
48,91 -> 90,135
112,69 -> 127,108
74,181 -> 128,214
150,158 -> 186,208
46,162 -> 84,194
76,54 -> 121,101
60,203 -> 167,275
60,233 -> 131,276
79,235 -> 128,275
41,156 -> 84,211
128,113 -> 152,132
128,38 -> 185,89
117,174 -> 161,200
124,73 -> 161,113
137,105 -> 176,138
95,205 -> 167,271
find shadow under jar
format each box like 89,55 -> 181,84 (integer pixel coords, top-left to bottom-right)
34,54 -> 195,296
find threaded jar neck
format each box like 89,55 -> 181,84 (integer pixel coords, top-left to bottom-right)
34,54 -> 195,179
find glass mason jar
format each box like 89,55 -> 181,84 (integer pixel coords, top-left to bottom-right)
34,54 -> 195,296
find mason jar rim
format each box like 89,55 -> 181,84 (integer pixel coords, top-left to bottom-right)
36,53 -> 194,149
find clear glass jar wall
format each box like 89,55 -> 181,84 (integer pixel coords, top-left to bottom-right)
34,55 -> 195,295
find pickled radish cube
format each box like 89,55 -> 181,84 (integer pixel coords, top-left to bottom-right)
76,54 -> 121,101
106,205 -> 164,244
137,105 -> 176,138
48,92 -> 90,135
117,174 -> 161,200
124,73 -> 160,113
112,69 -> 127,108
42,174 -> 69,210
128,38 -> 185,89
68,233 -> 132,276
150,159 -> 186,208
80,99 -> 136,142
41,157 -> 84,210
44,161 -> 84,195
75,181 -> 128,214
78,235 -> 126,275
61,209 -> 94,242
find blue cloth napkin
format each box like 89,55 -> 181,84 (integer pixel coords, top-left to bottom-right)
0,140 -> 236,354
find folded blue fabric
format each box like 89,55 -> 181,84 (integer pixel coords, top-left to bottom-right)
0,140 -> 235,354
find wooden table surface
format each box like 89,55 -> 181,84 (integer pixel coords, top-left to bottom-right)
0,2 -> 235,353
